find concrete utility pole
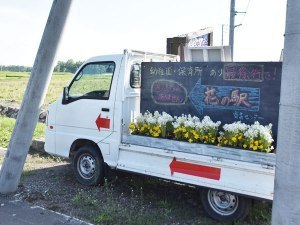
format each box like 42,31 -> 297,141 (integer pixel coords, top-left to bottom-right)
0,0 -> 73,194
272,0 -> 300,224
229,0 -> 235,61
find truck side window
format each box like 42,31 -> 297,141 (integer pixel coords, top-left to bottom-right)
130,64 -> 141,88
68,62 -> 115,100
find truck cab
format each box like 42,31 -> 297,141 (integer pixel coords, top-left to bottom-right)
45,49 -> 178,178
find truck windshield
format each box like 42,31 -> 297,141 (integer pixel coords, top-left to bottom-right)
68,62 -> 115,100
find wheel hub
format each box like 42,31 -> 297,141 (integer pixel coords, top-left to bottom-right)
208,190 -> 239,216
78,154 -> 95,179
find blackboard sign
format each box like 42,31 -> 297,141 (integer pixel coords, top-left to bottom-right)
141,62 -> 282,139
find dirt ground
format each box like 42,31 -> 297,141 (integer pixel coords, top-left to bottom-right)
0,149 -> 272,225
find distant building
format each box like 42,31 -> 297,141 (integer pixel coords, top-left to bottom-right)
166,27 -> 213,60
166,26 -> 231,62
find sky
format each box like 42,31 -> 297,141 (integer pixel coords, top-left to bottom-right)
0,0 -> 287,66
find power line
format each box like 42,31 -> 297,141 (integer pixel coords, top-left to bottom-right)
241,0 -> 251,24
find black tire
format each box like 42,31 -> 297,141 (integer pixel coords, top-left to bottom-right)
73,145 -> 105,186
201,189 -> 252,222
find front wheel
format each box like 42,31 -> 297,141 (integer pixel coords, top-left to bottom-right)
73,145 -> 105,186
201,189 -> 252,222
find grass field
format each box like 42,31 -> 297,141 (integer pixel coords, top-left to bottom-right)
0,115 -> 45,148
0,71 -> 72,107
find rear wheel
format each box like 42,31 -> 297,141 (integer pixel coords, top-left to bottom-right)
201,189 -> 252,222
73,145 -> 104,186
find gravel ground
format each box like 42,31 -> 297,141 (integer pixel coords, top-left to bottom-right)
0,149 -> 272,225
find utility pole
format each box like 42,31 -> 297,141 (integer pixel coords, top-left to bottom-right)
272,0 -> 300,224
229,0 -> 235,61
0,0 -> 73,194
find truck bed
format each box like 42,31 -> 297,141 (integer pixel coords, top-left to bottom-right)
122,134 -> 276,167
119,134 -> 275,200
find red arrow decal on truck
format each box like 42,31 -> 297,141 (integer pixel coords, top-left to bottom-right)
169,157 -> 221,180
95,114 -> 110,131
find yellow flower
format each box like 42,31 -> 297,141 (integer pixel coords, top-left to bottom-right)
182,127 -> 186,132
194,134 -> 199,139
254,140 -> 259,146
184,133 -> 189,138
250,144 -> 253,148
259,145 -> 264,150
243,144 -> 247,148
231,137 -> 237,143
152,132 -> 159,137
129,122 -> 135,130
211,138 -> 215,144
188,138 -> 193,143
253,146 -> 258,151
224,140 -> 228,145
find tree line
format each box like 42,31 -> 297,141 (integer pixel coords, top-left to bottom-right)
0,59 -> 83,74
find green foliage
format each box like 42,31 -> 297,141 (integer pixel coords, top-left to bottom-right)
54,59 -> 83,73
0,65 -> 32,72
0,116 -> 45,148
0,59 -> 83,74
248,202 -> 272,222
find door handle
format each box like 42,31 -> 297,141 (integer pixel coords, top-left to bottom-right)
102,108 -> 110,112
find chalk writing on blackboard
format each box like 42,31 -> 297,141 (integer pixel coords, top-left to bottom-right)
141,62 -> 282,138
189,78 -> 260,114
232,111 -> 265,122
209,68 -> 223,78
150,67 -> 173,76
177,66 -> 203,76
224,64 -> 264,82
264,67 -> 277,81
148,66 -> 204,77
151,79 -> 188,105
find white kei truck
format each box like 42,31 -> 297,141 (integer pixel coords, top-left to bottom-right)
45,49 -> 276,222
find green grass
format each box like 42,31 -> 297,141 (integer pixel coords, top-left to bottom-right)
0,71 -> 72,107
0,115 -> 45,148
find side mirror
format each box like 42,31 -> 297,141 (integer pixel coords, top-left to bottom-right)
62,87 -> 69,104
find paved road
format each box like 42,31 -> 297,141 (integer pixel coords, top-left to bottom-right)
0,195 -> 93,225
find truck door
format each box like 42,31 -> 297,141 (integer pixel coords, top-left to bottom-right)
54,59 -> 121,158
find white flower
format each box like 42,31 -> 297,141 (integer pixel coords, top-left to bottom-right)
244,122 -> 274,144
223,121 -> 249,133
172,122 -> 181,129
135,113 -> 145,124
146,116 -> 157,125
201,116 -> 221,130
184,120 -> 196,128
153,111 -> 161,119
157,112 -> 173,126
